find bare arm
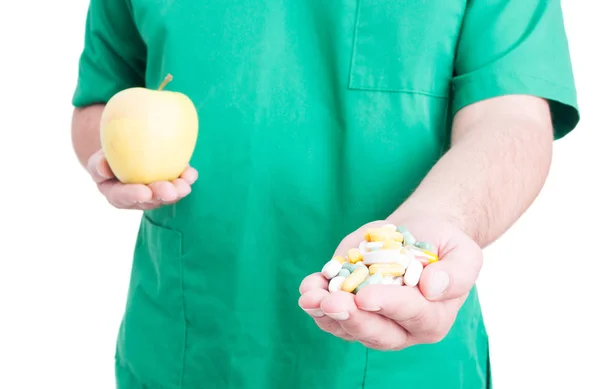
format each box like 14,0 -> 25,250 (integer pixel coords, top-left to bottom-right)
71,104 -> 105,168
390,95 -> 554,248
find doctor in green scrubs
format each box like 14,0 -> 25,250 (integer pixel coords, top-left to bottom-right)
71,1 -> 579,388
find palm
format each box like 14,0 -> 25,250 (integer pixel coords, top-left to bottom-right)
298,218 -> 483,350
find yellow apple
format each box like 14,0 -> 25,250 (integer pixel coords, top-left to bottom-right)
100,74 -> 199,184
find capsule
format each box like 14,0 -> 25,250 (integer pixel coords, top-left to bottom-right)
342,262 -> 367,273
369,263 -> 406,277
338,269 -> 351,278
328,276 -> 346,293
341,267 -> 369,293
364,242 -> 384,252
354,273 -> 383,293
364,228 -> 404,243
402,230 -> 417,246
332,255 -> 347,264
415,241 -> 434,252
382,240 -> 402,250
321,259 -> 343,279
403,258 -> 424,287
363,249 -> 407,265
409,247 -> 438,266
347,248 -> 363,264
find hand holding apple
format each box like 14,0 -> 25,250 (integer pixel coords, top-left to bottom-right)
88,74 -> 200,210
86,149 -> 197,210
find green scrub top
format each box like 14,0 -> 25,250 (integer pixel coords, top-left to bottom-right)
73,1 -> 579,388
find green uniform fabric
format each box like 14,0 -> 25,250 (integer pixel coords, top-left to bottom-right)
73,1 -> 579,388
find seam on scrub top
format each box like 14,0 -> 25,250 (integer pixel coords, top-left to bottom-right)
349,84 -> 450,99
361,348 -> 369,389
178,230 -> 188,389
347,0 -> 362,89
452,70 -> 576,93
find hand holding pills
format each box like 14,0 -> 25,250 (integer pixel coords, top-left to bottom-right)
298,218 -> 483,350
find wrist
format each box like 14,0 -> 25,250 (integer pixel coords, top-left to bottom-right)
387,197 -> 468,238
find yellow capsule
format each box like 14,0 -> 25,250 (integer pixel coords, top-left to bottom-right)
422,250 -> 438,264
363,228 -> 377,241
333,255 -> 347,264
369,263 -> 406,277
382,240 -> 401,250
347,248 -> 363,264
392,231 -> 404,243
341,267 -> 369,293
369,229 -> 392,242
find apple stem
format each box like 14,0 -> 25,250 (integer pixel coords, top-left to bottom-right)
157,74 -> 173,91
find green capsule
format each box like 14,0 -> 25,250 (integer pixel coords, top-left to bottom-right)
403,231 -> 417,246
415,241 -> 434,252
338,269 -> 351,278
396,225 -> 410,234
354,273 -> 383,294
342,263 -> 366,273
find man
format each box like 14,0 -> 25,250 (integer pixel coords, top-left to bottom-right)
71,1 -> 579,388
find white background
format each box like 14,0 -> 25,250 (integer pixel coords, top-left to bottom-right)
0,1 -> 598,388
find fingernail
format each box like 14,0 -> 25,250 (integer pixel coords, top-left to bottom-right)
325,311 -> 349,321
303,308 -> 325,318
96,165 -> 110,179
429,271 -> 450,298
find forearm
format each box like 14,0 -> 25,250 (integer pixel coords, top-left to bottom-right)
71,104 -> 105,167
390,96 -> 554,248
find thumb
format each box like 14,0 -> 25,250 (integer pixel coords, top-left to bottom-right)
86,149 -> 115,183
418,238 -> 483,301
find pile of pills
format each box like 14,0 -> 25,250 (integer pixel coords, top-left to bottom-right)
321,223 -> 439,294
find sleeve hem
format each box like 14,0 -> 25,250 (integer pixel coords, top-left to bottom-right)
451,71 -> 580,141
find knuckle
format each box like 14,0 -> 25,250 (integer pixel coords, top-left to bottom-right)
421,325 -> 451,344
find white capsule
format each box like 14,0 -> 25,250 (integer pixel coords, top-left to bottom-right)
398,248 -> 414,268
403,258 -> 423,287
358,240 -> 367,253
363,250 -> 400,265
328,275 -> 346,293
364,242 -> 384,252
381,223 -> 397,231
321,259 -> 343,279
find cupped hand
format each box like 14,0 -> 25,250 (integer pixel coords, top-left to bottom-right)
86,149 -> 198,210
298,217 -> 483,350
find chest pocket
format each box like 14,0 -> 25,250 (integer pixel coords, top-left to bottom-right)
348,0 -> 465,97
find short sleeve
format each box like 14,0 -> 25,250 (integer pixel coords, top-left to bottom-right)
72,0 -> 147,107
451,0 -> 580,140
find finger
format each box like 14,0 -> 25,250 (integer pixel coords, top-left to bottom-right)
298,289 -> 352,340
86,150 -> 114,184
148,181 -> 179,202
419,239 -> 483,301
180,166 -> 198,185
320,291 -> 409,350
99,181 -> 153,208
356,284 -> 451,342
172,178 -> 192,199
299,273 -> 328,294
